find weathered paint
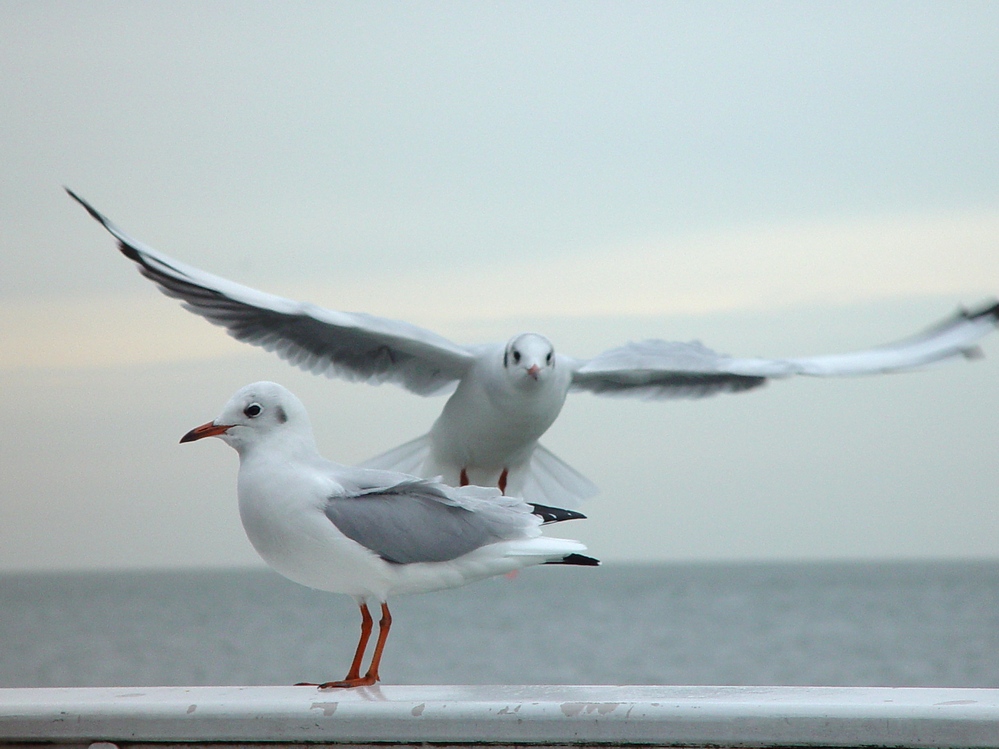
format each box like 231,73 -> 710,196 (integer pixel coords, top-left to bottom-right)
2,685 -> 999,748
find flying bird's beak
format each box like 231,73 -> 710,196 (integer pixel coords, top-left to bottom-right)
180,421 -> 231,443
526,364 -> 541,379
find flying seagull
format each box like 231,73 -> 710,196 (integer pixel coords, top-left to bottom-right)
69,189 -> 999,506
181,380 -> 597,688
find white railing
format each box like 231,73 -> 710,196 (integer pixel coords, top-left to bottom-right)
2,685 -> 999,748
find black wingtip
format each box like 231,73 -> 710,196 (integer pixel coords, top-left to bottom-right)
529,503 -> 587,524
65,187 -> 145,262
65,187 -> 107,225
964,299 -> 999,323
546,553 -> 600,567
116,239 -> 142,262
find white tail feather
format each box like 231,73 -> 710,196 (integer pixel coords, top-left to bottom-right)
501,536 -> 588,560
517,443 -> 598,508
361,437 -> 598,508
359,433 -> 433,476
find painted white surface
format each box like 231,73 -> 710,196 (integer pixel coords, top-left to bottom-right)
1,685 -> 999,747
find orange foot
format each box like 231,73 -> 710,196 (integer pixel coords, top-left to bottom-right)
318,674 -> 378,689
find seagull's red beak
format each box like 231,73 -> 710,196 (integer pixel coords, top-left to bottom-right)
180,421 -> 231,443
526,364 -> 541,379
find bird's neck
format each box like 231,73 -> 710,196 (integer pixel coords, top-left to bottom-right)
237,432 -> 320,464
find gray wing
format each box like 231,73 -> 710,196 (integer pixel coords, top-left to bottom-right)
569,302 -> 999,401
324,479 -> 523,565
67,189 -> 475,396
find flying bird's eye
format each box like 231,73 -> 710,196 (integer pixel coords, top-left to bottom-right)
244,403 -> 262,418
546,351 -> 553,364
512,350 -> 521,364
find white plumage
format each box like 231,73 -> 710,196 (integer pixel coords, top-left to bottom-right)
181,381 -> 596,688
71,190 -> 999,507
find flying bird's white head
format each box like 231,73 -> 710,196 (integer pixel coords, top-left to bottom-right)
180,381 -> 313,454
503,333 -> 556,385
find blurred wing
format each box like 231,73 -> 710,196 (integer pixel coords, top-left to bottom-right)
570,302 -> 999,400
67,189 -> 474,396
324,478 -> 531,565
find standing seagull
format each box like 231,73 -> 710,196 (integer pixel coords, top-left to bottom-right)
69,190 -> 999,506
181,381 -> 597,688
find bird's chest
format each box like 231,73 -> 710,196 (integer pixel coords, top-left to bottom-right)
435,378 -> 566,460
236,464 -> 339,568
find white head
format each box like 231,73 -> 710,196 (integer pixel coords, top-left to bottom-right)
503,333 -> 556,385
180,381 -> 313,454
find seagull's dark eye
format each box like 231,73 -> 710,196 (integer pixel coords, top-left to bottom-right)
513,350 -> 521,364
546,351 -> 553,364
244,403 -> 262,418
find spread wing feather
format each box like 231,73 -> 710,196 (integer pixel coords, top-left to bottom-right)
570,303 -> 999,400
67,189 -> 474,396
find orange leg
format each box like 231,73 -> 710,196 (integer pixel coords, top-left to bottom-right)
344,602 -> 374,681
462,467 -> 509,493
319,602 -> 392,689
318,602 -> 376,689
362,603 -> 393,684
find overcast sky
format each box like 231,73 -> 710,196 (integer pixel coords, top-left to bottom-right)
2,1 -> 998,572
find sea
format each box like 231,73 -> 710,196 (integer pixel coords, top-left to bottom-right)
2,561 -> 999,689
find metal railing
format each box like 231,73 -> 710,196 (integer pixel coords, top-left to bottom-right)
3,685 -> 999,748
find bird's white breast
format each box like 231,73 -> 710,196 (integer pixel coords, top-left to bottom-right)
235,452 -> 390,598
430,352 -> 571,471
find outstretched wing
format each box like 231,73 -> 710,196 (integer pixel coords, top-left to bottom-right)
67,189 -> 475,396
570,302 -> 999,400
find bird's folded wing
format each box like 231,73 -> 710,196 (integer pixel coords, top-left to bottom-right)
67,189 -> 475,396
569,302 -> 999,400
325,481 -> 533,565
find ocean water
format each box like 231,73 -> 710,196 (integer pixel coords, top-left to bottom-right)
2,561 -> 998,689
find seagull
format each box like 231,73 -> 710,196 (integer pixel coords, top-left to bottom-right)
181,380 -> 597,688
69,189 -> 999,506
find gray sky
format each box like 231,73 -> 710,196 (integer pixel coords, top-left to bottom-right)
2,1 -> 998,571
